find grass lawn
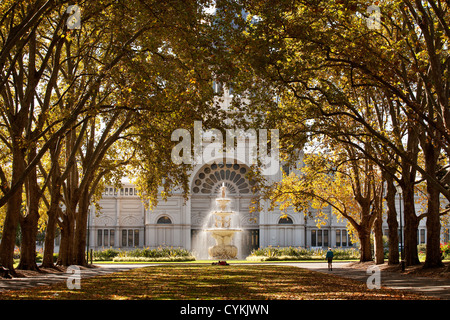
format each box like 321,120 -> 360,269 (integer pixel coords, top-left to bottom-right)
0,265 -> 432,300
92,259 -> 359,264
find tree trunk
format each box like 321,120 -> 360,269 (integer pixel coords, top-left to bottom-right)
57,214 -> 74,266
73,192 -> 90,266
403,185 -> 420,266
0,144 -> 25,272
18,146 -> 40,271
400,125 -> 420,266
422,142 -> 443,268
57,127 -> 79,267
17,214 -> 39,271
424,184 -> 443,268
0,190 -> 22,272
42,142 -> 63,268
356,192 -> 375,262
42,205 -> 58,267
374,212 -> 384,264
373,175 -> 384,265
359,228 -> 373,262
385,175 -> 399,264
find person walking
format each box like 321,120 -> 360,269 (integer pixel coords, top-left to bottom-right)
326,248 -> 334,271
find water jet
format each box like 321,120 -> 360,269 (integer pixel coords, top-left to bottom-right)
205,183 -> 241,259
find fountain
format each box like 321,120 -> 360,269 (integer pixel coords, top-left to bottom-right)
205,183 -> 241,259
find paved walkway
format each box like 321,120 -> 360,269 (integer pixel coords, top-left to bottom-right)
0,264 -> 149,292
282,261 -> 450,299
1,262 -> 449,299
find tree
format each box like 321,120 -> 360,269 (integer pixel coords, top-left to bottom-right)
267,147 -> 382,262
214,0 -> 449,267
0,1 -> 70,271
51,0 -> 220,267
0,0 -> 220,271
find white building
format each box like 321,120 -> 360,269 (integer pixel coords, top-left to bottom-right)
87,161 -> 355,257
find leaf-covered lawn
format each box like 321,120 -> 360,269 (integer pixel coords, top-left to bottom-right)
0,265 -> 433,300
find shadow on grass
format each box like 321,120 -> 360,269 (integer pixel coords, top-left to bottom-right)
0,265 -> 433,300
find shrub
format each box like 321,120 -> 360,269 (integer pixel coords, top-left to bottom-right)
112,256 -> 196,262
92,247 -> 194,261
246,255 -> 306,262
332,248 -> 360,260
35,252 -> 58,263
417,244 -> 427,254
246,246 -> 360,261
13,246 -> 20,259
93,248 -> 121,261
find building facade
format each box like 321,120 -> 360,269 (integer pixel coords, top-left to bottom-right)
87,160 -> 356,257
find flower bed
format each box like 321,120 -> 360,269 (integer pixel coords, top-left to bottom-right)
441,243 -> 450,259
418,243 -> 450,261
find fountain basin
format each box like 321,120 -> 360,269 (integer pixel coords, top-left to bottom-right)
206,228 -> 241,236
206,228 -> 241,243
209,210 -> 236,228
208,244 -> 238,260
215,197 -> 231,211
211,210 -> 234,217
206,228 -> 241,259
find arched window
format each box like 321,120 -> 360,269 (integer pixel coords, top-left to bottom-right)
278,216 -> 293,224
192,163 -> 255,194
157,216 -> 172,224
